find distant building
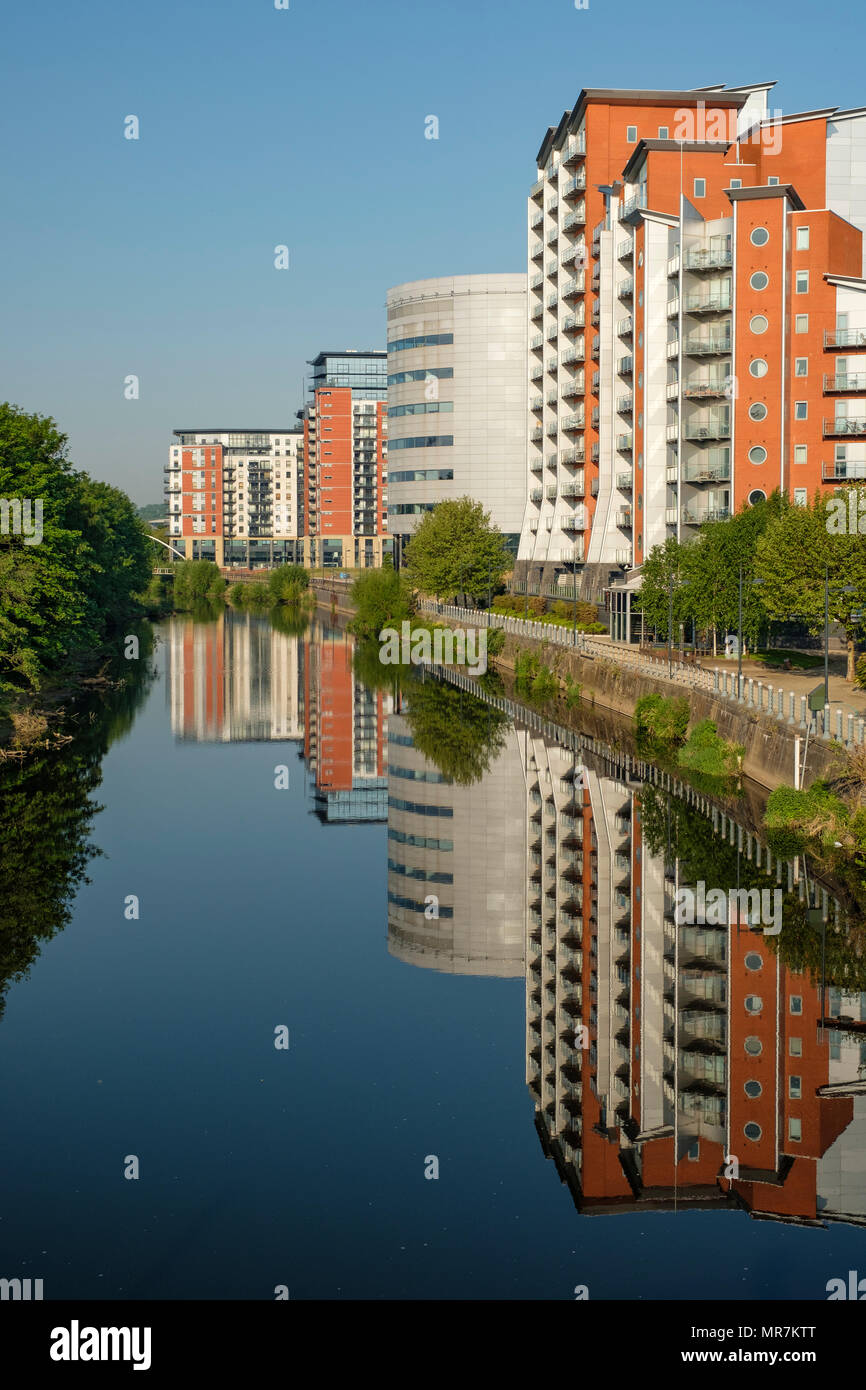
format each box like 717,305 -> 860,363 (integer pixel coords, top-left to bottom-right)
385,275 -> 527,563
165,428 -> 303,567
298,349 -> 389,569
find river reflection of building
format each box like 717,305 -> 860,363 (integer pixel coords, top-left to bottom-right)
167,612 -> 303,742
386,711 -> 525,976
303,629 -> 390,823
524,735 -> 866,1228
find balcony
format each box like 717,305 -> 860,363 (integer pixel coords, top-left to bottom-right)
546,417 -> 559,436
684,292 -> 732,315
531,209 -> 544,230
591,444 -> 599,462
560,244 -> 584,269
666,381 -> 679,400
546,196 -> 559,214
666,338 -> 680,359
531,178 -> 544,202
823,417 -> 866,437
591,339 -> 600,358
530,363 -> 544,380
530,394 -> 544,412
619,356 -> 634,375
618,278 -> 634,299
561,346 -> 585,364
683,248 -> 732,272
547,391 -> 559,405
682,377 -> 730,398
545,484 -> 558,499
683,461 -> 731,483
667,252 -> 680,277
825,329 -> 866,349
618,239 -> 633,261
563,204 -> 585,229
683,335 -> 731,356
546,259 -> 559,279
561,275 -> 585,299
824,372 -> 866,392
562,414 -> 584,432
666,297 -> 680,318
531,300 -> 544,321
617,395 -> 633,413
546,358 -> 558,375
617,434 -> 633,452
530,487 -> 543,502
562,311 -> 585,331
530,333 -> 543,350
546,293 -> 559,310
529,454 -> 544,472
562,133 -> 586,164
681,504 -> 730,526
615,548 -> 631,564
683,420 -> 731,441
665,507 -> 678,524
617,472 -> 632,489
561,378 -> 585,398
822,461 -> 866,481
621,190 -> 647,220
561,480 -> 585,498
561,510 -> 586,531
529,272 -> 543,290
617,508 -> 632,528
530,425 -> 544,442
546,223 -> 559,245
561,446 -> 585,464
530,240 -> 544,261
617,316 -> 633,337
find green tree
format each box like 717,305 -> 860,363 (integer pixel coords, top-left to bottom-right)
350,566 -> 413,639
404,497 -> 512,603
173,560 -> 225,609
402,678 -> 510,785
755,492 -> 866,680
633,536 -> 686,639
268,564 -> 310,602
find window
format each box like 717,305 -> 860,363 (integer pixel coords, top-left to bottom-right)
750,227 -> 770,246
749,358 -> 768,378
745,1036 -> 762,1055
744,1080 -> 762,1098
794,488 -> 808,506
789,1118 -> 802,1142
730,178 -> 742,189
768,176 -> 780,186
789,1037 -> 802,1056
796,226 -> 810,250
750,315 -> 768,334
745,952 -> 763,971
749,403 -> 768,421
744,1122 -> 762,1141
789,1076 -> 802,1099
694,178 -> 706,198
795,314 -> 808,333
745,995 -> 763,1014
796,271 -> 809,294
627,125 -> 637,142
749,489 -> 766,504
794,401 -> 808,420
794,358 -> 808,376
750,271 -> 769,290
794,445 -> 807,464
790,995 -> 803,1014
658,125 -> 669,139
687,1140 -> 700,1161
749,445 -> 767,464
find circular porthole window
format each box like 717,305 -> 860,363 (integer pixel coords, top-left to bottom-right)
749,359 -> 768,378
745,1080 -> 762,1098
749,403 -> 768,422
750,314 -> 769,335
750,271 -> 769,290
745,994 -> 763,1014
749,489 -> 767,505
638,250 -> 644,266
745,1036 -> 762,1056
745,952 -> 763,971
748,446 -> 767,464
744,1122 -> 762,1141
750,227 -> 770,246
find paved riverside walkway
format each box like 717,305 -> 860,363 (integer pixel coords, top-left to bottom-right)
418,600 -> 866,751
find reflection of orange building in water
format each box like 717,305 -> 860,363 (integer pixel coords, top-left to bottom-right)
167,612 -> 303,743
303,629 -> 391,823
524,736 -> 866,1228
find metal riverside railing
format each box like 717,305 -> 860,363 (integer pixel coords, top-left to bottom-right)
417,599 -> 866,750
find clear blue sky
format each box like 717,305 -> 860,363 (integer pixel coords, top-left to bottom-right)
1,0 -> 861,504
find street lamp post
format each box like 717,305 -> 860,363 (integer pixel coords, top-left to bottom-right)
737,564 -> 743,699
668,572 -> 674,679
573,553 -> 578,646
824,563 -> 830,711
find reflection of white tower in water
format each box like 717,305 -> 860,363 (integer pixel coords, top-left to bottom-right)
386,709 -> 525,976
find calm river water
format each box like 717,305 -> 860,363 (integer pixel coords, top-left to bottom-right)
2,608 -> 866,1300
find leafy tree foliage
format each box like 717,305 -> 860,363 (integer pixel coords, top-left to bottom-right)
404,497 -> 512,603
173,560 -> 225,609
0,404 -> 152,692
350,566 -> 413,639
